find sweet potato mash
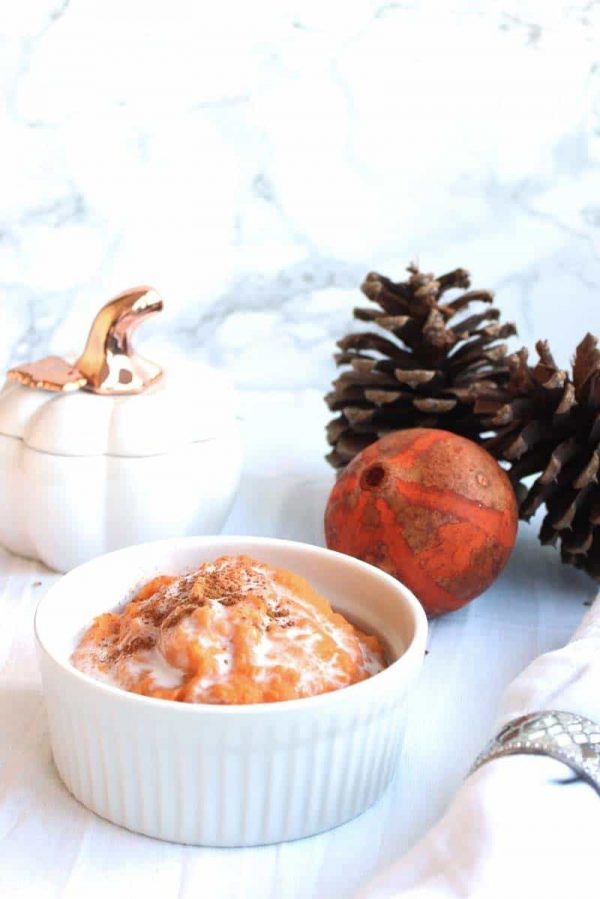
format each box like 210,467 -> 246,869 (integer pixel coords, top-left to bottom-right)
71,555 -> 386,704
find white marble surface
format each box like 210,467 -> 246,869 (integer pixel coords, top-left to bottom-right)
1,1 -> 600,896
1,0 -> 600,384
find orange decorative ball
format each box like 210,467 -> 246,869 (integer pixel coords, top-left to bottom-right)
324,428 -> 518,616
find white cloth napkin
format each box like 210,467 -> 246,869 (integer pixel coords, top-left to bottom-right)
360,597 -> 600,899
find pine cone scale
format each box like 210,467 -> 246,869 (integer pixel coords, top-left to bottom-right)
573,450 -> 600,490
363,389 -> 403,405
413,398 -> 457,413
449,309 -> 501,336
435,268 -> 471,293
336,332 -> 410,359
537,436 -> 579,484
393,369 -> 437,386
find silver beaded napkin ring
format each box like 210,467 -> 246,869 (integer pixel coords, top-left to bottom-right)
471,711 -> 600,796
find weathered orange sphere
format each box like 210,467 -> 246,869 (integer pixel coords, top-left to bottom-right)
325,429 -> 518,616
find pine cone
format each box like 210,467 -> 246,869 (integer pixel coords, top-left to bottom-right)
326,263 -> 517,470
479,335 -> 600,578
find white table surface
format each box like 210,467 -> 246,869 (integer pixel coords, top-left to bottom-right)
0,390 -> 595,899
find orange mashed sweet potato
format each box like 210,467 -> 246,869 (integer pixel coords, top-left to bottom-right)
71,555 -> 386,704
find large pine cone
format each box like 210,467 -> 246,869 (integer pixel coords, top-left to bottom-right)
479,335 -> 600,578
326,264 -> 517,470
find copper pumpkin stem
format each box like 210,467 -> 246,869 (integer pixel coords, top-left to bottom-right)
7,287 -> 164,395
77,287 -> 164,394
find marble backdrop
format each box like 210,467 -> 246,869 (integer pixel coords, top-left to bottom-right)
1,0 -> 599,390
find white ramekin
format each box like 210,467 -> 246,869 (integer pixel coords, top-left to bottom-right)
35,536 -> 428,846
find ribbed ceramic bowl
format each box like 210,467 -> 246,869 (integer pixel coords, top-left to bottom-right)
35,536 -> 428,847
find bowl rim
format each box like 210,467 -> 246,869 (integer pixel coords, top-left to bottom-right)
34,535 -> 428,717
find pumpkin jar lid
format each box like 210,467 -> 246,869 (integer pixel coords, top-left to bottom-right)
0,361 -> 238,458
0,288 -> 239,458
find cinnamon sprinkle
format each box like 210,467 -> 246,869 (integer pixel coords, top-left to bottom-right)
102,557 -> 281,663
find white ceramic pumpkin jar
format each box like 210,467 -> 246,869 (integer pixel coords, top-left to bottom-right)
0,288 -> 242,572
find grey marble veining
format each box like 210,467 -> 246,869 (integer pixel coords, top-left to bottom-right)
1,0 -> 600,393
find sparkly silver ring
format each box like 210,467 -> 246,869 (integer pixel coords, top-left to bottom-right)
471,711 -> 600,797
